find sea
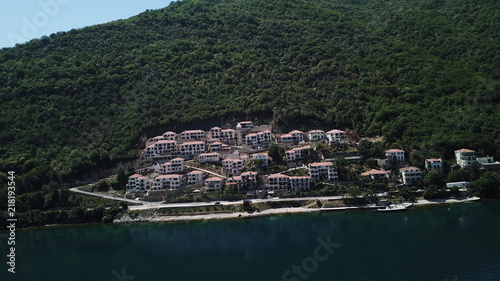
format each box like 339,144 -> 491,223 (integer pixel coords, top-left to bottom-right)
1,200 -> 499,281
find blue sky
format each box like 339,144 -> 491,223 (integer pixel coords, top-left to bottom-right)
0,0 -> 174,48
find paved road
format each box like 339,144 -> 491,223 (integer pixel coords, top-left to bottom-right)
185,164 -> 227,179
70,186 -> 351,211
69,187 -> 145,205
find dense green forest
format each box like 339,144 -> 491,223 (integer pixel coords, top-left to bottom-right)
0,0 -> 499,225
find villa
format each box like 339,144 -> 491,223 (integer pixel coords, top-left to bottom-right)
385,149 -> 405,162
177,141 -> 206,156
187,170 -> 204,186
399,166 -> 422,185
325,129 -> 347,144
360,169 -> 390,181
205,177 -> 224,192
286,146 -> 311,162
308,130 -> 325,141
153,174 -> 184,190
309,162 -> 338,181
288,130 -> 304,142
267,174 -> 290,191
454,148 -> 477,168
198,152 -> 220,164
179,129 -> 206,140
227,171 -> 257,191
222,158 -> 244,175
425,158 -> 443,172
156,158 -> 185,174
289,176 -> 311,191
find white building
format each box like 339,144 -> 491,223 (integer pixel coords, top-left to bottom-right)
187,171 -> 204,186
385,149 -> 405,162
126,174 -> 151,192
220,129 -> 236,142
399,166 -> 422,185
157,158 -> 185,174
144,140 -> 177,156
267,174 -> 289,191
198,152 -> 220,163
360,169 -> 390,181
178,141 -> 206,155
252,153 -> 269,166
179,130 -> 206,140
227,171 -> 257,191
205,177 -> 224,191
326,129 -> 347,144
153,174 -> 184,190
288,130 -> 304,142
455,149 -> 477,167
244,130 -> 272,147
281,134 -> 294,143
222,158 -> 244,175
425,158 -> 443,172
286,146 -> 311,162
208,127 -> 222,139
308,130 -> 325,141
309,162 -> 338,181
289,176 -> 311,191
209,127 -> 236,142
162,131 -> 177,141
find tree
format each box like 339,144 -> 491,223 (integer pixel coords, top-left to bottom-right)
469,172 -> 500,198
423,169 -> 446,188
447,169 -> 470,182
268,142 -> 285,164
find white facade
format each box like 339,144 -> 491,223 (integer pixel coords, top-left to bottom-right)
144,140 -> 177,157
162,131 -> 177,140
178,141 -> 206,155
205,177 -> 224,191
227,172 -> 257,191
309,162 -> 338,181
187,171 -> 204,186
308,130 -> 325,141
252,153 -> 269,166
385,149 -> 405,161
267,174 -> 289,191
289,176 -> 311,191
153,174 -> 184,190
286,146 -> 311,162
220,129 -> 236,142
244,130 -> 272,146
157,158 -> 185,174
179,130 -> 206,140
126,174 -> 151,192
198,152 -> 220,163
222,158 -> 244,175
425,158 -> 443,171
326,129 -> 347,143
288,130 -> 304,142
455,149 -> 477,167
400,167 -> 422,185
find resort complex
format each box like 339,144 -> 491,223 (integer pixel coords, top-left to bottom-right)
123,121 -> 500,202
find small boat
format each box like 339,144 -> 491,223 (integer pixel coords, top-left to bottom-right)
377,203 -> 412,212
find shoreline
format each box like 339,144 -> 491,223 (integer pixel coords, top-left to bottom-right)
115,196 -> 482,224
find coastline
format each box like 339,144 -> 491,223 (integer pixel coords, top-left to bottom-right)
115,196 -> 482,224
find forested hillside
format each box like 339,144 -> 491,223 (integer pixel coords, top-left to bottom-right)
0,0 -> 499,196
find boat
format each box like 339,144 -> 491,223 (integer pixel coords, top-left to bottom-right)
377,203 -> 413,212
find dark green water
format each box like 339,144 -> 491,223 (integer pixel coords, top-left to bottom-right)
2,200 -> 500,281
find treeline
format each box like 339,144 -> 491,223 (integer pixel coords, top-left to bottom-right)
0,0 -> 499,225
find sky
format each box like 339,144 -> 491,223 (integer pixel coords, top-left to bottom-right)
0,0 -> 175,48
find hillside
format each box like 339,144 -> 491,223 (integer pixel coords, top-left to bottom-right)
0,0 -> 499,195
